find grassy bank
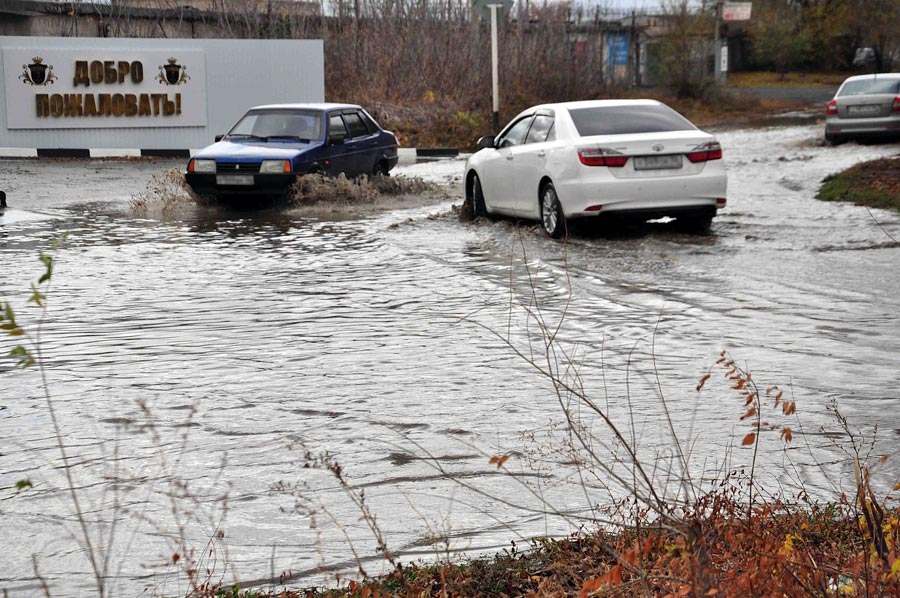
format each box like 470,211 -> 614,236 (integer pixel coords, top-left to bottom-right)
817,156 -> 900,211
229,491 -> 900,597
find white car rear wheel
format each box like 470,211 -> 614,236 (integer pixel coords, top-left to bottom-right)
540,183 -> 566,239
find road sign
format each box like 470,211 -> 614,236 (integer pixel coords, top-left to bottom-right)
472,0 -> 512,22
722,2 -> 752,21
606,33 -> 629,67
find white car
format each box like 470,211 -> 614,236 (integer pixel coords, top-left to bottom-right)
464,99 -> 728,237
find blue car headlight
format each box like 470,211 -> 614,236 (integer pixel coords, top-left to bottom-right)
260,160 -> 291,174
189,159 -> 216,173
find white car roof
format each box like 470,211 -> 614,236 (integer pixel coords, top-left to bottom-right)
247,102 -> 362,111
528,99 -> 664,112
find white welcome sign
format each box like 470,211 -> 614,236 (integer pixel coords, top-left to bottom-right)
3,48 -> 207,129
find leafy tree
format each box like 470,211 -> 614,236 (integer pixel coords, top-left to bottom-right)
748,0 -> 812,77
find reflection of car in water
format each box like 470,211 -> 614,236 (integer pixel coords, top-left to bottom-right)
464,99 -> 728,238
825,73 -> 900,144
185,103 -> 399,201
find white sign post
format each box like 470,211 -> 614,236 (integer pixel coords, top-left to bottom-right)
473,0 -> 512,133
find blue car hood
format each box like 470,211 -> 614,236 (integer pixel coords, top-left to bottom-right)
194,139 -> 321,161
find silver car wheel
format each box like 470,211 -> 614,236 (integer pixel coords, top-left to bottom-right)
540,183 -> 565,238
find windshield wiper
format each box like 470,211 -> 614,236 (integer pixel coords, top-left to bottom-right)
265,135 -> 311,142
225,134 -> 265,141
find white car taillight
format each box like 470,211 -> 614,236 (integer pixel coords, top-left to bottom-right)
577,147 -> 628,167
686,141 -> 723,163
826,99 -> 838,116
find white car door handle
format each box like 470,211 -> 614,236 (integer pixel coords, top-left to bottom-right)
537,151 -> 546,157
505,154 -> 514,160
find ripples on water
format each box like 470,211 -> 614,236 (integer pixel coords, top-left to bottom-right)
1,127 -> 899,595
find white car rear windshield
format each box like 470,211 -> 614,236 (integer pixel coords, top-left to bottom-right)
838,78 -> 900,96
569,105 -> 697,136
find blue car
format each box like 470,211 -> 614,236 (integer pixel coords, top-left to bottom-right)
185,103 -> 399,199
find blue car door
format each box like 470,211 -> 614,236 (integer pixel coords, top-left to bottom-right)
323,113 -> 352,176
341,111 -> 377,176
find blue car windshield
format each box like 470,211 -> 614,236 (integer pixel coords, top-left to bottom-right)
227,109 -> 324,141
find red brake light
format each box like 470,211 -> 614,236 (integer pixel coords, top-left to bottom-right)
578,148 -> 628,167
892,97 -> 900,113
686,141 -> 723,163
187,159 -> 195,173
826,99 -> 838,116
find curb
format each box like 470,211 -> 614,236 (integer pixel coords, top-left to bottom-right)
1,147 -> 462,159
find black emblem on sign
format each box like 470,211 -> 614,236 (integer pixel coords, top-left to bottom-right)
20,57 -> 57,86
157,57 -> 190,86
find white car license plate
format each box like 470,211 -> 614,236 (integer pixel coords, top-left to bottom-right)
633,155 -> 682,170
216,175 -> 254,186
847,104 -> 880,115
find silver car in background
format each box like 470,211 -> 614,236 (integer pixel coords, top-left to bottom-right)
825,73 -> 900,144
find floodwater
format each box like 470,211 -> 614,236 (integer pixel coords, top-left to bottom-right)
1,122 -> 899,596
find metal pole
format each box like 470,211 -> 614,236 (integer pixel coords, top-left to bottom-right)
713,1 -> 723,83
490,3 -> 500,133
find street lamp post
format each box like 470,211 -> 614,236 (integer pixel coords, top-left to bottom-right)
473,0 -> 511,134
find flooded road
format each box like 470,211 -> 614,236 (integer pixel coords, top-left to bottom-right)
1,122 -> 899,596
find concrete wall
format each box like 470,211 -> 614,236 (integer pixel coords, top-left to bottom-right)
0,36 -> 324,150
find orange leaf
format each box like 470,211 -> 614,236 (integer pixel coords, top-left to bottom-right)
880,455 -> 889,464
893,482 -> 900,491
696,373 -> 712,391
775,391 -> 783,401
765,386 -> 777,394
489,454 -> 510,469
732,379 -> 746,390
740,407 -> 757,421
580,577 -> 604,598
706,589 -> 720,596
742,433 -> 756,446
781,428 -> 793,442
785,402 -> 796,416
